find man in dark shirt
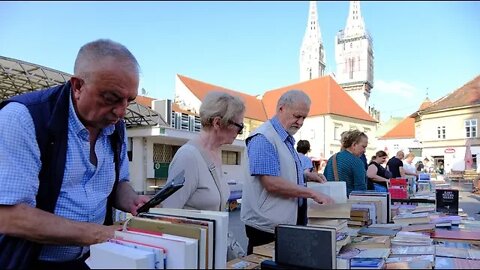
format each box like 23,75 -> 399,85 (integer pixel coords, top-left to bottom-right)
386,151 -> 406,178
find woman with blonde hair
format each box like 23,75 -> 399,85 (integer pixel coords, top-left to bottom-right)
162,91 -> 245,211
324,130 -> 368,196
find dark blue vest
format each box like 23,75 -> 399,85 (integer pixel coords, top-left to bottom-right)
0,82 -> 123,268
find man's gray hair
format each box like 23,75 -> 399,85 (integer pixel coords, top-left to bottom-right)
199,91 -> 245,128
74,39 -> 140,76
276,89 -> 311,110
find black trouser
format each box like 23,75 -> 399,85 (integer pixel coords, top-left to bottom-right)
245,202 -> 307,255
32,252 -> 90,270
245,225 -> 275,255
297,199 -> 307,226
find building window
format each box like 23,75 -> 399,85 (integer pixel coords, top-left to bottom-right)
222,150 -> 240,165
364,128 -> 371,136
437,126 -> 446,139
334,125 -> 342,140
349,57 -> 354,79
127,138 -> 133,162
394,144 -> 399,151
465,119 -> 477,138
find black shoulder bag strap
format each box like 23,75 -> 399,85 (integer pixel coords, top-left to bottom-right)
104,126 -> 122,225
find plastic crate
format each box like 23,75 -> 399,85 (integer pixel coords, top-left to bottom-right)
388,186 -> 408,199
390,178 -> 407,187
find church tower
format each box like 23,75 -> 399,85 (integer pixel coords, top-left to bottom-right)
300,1 -> 326,82
335,1 -> 374,111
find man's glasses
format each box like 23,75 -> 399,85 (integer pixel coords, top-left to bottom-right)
228,120 -> 244,135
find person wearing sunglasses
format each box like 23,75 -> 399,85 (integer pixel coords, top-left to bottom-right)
162,91 -> 245,212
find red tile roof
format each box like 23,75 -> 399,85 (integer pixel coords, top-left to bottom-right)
177,74 -> 268,121
262,76 -> 377,122
135,95 -> 155,108
136,94 -> 197,116
422,75 -> 480,113
380,117 -> 415,139
418,97 -> 432,111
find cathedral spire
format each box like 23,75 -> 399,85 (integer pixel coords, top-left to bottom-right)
299,1 -> 326,82
344,1 -> 366,38
334,0 -> 374,112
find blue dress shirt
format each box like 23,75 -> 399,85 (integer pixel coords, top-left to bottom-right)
0,93 -> 130,261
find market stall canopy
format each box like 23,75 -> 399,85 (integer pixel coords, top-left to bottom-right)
0,55 -> 165,127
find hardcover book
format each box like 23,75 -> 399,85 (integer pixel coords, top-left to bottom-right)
435,189 -> 459,215
275,224 -> 336,269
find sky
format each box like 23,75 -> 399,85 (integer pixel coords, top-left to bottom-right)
1,1 -> 479,120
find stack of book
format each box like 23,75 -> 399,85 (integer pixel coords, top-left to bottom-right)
349,191 -> 390,223
357,227 -> 399,238
391,231 -> 433,247
435,246 -> 480,260
87,208 -> 229,269
337,246 -> 390,269
349,208 -> 371,227
347,235 -> 391,249
392,212 -> 430,225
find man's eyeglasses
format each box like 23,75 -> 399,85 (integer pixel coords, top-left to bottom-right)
228,120 -> 244,135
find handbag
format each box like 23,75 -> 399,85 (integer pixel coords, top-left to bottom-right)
188,140 -> 246,260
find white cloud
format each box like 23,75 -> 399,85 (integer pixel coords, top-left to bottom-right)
375,80 -> 417,98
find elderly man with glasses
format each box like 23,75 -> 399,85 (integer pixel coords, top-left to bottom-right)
241,89 -> 333,255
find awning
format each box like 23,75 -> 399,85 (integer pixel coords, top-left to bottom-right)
0,55 -> 165,127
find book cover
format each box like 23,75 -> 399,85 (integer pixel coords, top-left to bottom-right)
431,230 -> 480,244
307,203 -> 351,219
357,227 -> 399,237
127,216 -> 207,269
307,182 -> 347,204
115,229 -> 198,269
140,212 -> 214,269
275,224 -> 336,269
107,238 -> 166,269
226,258 -> 258,269
338,246 -> 390,259
307,218 -> 348,231
436,189 -> 459,215
89,241 -> 156,269
350,258 -> 384,269
385,260 -> 433,269
435,257 -> 480,269
348,235 -> 391,249
252,242 -> 275,258
391,245 -> 435,255
400,223 -> 435,233
149,208 -> 229,269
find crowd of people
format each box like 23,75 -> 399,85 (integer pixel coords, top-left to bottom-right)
0,39 -> 429,268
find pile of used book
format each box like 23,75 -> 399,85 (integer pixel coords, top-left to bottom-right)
87,208 -> 229,269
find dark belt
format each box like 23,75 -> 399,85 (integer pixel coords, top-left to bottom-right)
33,252 -> 90,270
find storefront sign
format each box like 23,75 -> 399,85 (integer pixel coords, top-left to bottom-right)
444,148 -> 455,154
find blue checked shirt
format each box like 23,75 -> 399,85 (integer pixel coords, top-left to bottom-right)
247,117 -> 304,205
0,93 -> 130,262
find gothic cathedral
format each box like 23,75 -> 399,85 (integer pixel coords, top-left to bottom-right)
300,1 -> 374,113
299,1 -> 326,82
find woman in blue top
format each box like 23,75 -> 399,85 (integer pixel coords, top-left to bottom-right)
324,130 -> 368,196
